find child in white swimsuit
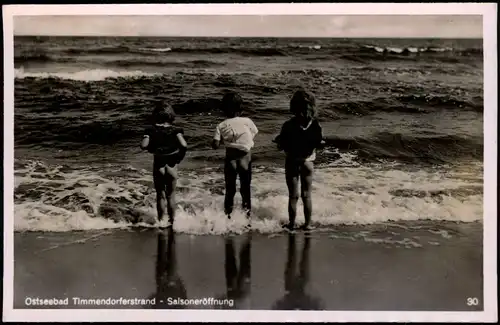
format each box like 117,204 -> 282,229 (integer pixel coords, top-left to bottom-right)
212,92 -> 258,219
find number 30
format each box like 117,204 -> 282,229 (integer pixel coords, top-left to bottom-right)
467,297 -> 479,306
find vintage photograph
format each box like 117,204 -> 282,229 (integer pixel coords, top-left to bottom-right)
3,3 -> 497,323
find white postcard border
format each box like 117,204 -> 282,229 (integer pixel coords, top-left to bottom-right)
3,3 -> 497,323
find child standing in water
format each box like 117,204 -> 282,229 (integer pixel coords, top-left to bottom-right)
275,90 -> 323,231
212,92 -> 258,219
141,103 -> 187,227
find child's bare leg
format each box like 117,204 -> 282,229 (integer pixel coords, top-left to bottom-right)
156,192 -> 167,222
164,165 -> 178,225
285,160 -> 300,228
154,169 -> 167,222
237,153 -> 252,216
300,161 -> 314,228
224,159 -> 238,217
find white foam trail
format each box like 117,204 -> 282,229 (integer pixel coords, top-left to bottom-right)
362,45 -> 455,54
15,68 -> 156,81
138,47 -> 172,52
13,160 -> 483,233
386,47 -> 404,54
363,45 -> 386,53
427,47 -> 454,52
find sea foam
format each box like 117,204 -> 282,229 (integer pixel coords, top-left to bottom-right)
15,68 -> 156,82
13,159 -> 483,233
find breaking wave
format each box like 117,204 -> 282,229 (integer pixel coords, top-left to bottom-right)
13,159 -> 483,233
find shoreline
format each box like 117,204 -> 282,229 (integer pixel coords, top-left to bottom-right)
13,219 -> 484,234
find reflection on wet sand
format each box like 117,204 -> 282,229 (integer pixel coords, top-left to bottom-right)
273,233 -> 324,310
216,233 -> 252,309
149,228 -> 187,309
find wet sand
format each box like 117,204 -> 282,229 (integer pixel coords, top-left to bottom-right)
13,222 -> 483,311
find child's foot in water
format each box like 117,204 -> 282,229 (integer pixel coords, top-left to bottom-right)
158,224 -> 172,231
282,223 -> 295,231
299,224 -> 313,231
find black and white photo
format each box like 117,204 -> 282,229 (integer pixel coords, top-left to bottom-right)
2,3 -> 497,323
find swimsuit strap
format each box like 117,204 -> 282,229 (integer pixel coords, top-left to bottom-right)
299,120 -> 313,130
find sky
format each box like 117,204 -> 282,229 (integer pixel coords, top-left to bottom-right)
14,15 -> 482,38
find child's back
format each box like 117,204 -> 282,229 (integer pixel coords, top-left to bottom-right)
141,103 -> 187,226
276,117 -> 322,161
215,116 -> 258,154
147,123 -> 185,157
275,90 -> 323,231
212,92 -> 258,219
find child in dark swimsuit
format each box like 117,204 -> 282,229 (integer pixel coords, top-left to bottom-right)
141,103 -> 187,226
212,92 -> 258,219
274,90 -> 323,231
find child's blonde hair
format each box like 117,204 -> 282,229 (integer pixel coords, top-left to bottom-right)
290,89 -> 317,121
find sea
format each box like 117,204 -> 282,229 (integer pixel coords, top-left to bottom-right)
12,36 -> 484,234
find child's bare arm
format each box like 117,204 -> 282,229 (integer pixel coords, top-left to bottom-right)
176,133 -> 188,162
212,124 -> 221,149
140,135 -> 150,150
315,122 -> 325,149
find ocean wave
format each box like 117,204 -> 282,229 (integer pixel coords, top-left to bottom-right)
14,53 -> 75,65
104,59 -> 226,69
56,45 -> 289,57
13,159 -> 483,232
361,44 -> 480,55
64,45 -> 131,55
14,101 -> 483,164
15,52 -> 228,70
341,45 -> 482,64
324,95 -> 483,115
13,67 -> 483,118
15,68 -> 157,81
14,42 -> 482,66
14,53 -> 53,64
323,132 -> 483,164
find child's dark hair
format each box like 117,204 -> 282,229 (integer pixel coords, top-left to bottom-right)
290,89 -> 317,121
152,102 -> 176,124
221,91 -> 243,118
